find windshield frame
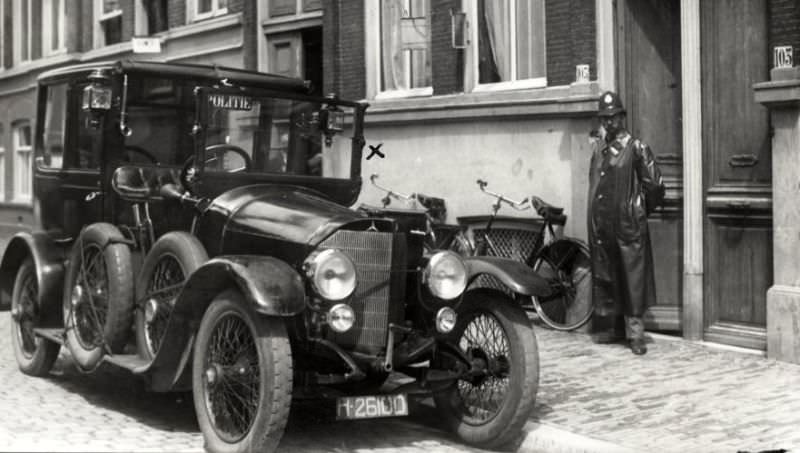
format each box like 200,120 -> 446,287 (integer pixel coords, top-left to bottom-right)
193,85 -> 367,183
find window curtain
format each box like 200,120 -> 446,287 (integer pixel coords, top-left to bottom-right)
381,0 -> 405,91
483,1 -> 510,81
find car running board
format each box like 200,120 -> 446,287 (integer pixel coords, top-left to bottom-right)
33,328 -> 150,374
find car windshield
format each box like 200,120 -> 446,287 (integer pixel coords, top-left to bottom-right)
201,92 -> 356,179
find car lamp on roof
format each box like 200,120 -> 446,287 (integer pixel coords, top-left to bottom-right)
82,69 -> 113,116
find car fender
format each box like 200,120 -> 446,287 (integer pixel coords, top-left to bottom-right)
464,256 -> 551,297
144,255 -> 305,391
0,231 -> 67,321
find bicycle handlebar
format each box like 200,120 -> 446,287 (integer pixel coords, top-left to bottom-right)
370,173 -> 414,203
475,179 -> 530,211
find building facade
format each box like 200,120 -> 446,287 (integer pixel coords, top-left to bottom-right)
1,0 -> 799,359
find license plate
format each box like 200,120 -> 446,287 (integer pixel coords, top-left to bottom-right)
336,394 -> 409,420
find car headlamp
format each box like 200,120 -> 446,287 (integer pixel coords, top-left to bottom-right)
423,251 -> 467,300
328,304 -> 355,333
435,307 -> 457,333
305,249 -> 356,301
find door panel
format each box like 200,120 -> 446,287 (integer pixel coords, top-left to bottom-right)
267,32 -> 303,79
618,0 -> 682,331
701,0 -> 771,349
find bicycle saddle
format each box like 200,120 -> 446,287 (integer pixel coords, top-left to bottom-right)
530,196 -> 567,226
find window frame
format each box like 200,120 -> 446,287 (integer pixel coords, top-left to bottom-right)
0,124 -> 5,202
94,0 -> 124,48
189,0 -> 229,22
364,0 -> 433,100
43,0 -> 67,56
464,0 -> 547,93
12,121 -> 33,204
13,0 -> 34,64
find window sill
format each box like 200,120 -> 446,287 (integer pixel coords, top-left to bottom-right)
168,12 -> 242,40
6,199 -> 32,208
374,87 -> 434,100
364,82 -> 600,125
0,53 -> 79,82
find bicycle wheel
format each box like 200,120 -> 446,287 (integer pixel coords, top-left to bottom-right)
530,238 -> 592,331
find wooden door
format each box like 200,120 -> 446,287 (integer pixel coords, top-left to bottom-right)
618,0 -> 683,331
267,32 -> 303,78
701,0 -> 772,349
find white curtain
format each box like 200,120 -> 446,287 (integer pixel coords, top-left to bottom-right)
483,1 -> 510,81
381,0 -> 405,90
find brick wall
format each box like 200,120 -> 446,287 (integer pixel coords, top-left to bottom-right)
121,0 -> 135,41
31,1 -> 41,60
240,0 -> 256,70
323,1 -> 365,100
168,0 -> 186,29
545,0 -> 596,86
431,0 -> 463,94
769,0 -> 800,68
80,0 -> 93,52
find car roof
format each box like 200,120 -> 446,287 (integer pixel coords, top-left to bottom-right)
38,59 -> 312,94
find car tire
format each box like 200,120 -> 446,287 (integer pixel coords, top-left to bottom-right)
11,258 -> 60,376
135,232 -> 207,361
193,290 -> 293,453
433,289 -> 539,449
63,223 -> 134,370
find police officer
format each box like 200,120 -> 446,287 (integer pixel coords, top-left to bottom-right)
587,91 -> 665,355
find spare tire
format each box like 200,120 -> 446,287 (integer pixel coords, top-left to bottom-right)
63,223 -> 134,370
135,231 -> 208,361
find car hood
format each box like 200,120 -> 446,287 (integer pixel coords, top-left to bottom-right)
207,184 -> 364,248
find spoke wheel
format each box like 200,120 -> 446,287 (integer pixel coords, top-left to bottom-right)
193,290 -> 292,453
11,259 -> 59,376
531,239 -> 593,331
63,223 -> 134,370
136,232 -> 207,360
433,289 -> 539,449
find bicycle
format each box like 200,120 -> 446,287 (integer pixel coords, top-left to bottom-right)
363,174 -> 471,254
460,179 -> 593,331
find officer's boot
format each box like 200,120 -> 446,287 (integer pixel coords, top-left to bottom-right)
625,316 -> 647,355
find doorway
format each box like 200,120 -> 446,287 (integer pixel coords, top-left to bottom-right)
617,0 -> 683,332
266,27 -> 323,96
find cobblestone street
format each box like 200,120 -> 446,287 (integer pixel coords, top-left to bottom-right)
0,313 -> 484,453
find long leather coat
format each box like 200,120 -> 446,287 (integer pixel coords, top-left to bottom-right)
587,130 -> 664,318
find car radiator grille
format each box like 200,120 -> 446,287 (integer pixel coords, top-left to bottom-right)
321,230 -> 406,353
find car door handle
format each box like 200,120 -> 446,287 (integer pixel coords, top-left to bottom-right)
85,191 -> 102,202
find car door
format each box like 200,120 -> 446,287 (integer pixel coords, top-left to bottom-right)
35,80 -> 104,239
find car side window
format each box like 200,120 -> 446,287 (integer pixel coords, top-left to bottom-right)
40,83 -> 68,170
72,83 -> 102,171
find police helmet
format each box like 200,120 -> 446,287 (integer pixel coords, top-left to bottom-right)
598,91 -> 625,117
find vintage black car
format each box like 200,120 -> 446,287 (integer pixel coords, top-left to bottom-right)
1,61 -> 545,452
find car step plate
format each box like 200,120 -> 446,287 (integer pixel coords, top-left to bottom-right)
336,394 -> 409,420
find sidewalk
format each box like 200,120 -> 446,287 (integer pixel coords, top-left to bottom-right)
521,325 -> 800,453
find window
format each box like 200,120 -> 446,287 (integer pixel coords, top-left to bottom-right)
14,0 -> 33,63
365,0 -> 432,99
466,0 -> 546,91
41,84 -> 67,170
95,0 -> 123,48
43,0 -> 66,56
190,0 -> 228,22
13,122 -> 33,203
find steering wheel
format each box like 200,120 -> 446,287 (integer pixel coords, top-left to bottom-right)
179,144 -> 253,190
124,145 -> 158,164
203,144 -> 252,172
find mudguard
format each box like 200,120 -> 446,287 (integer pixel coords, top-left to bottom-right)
464,256 -> 552,297
143,255 -> 305,391
0,231 -> 67,322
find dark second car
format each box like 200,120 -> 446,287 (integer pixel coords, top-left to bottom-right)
1,60 -> 548,452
